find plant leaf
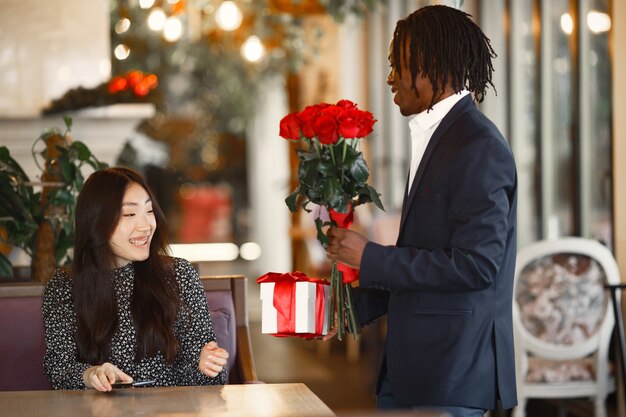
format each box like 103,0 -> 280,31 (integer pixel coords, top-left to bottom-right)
71,141 -> 91,161
63,116 -> 73,131
0,253 -> 13,278
367,185 -> 385,211
348,155 -> 369,183
285,187 -> 300,212
314,216 -> 328,248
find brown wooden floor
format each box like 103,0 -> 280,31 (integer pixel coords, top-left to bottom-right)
249,318 -> 619,416
212,261 -> 620,416
246,284 -> 619,416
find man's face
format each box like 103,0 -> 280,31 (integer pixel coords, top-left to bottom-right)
386,37 -> 434,116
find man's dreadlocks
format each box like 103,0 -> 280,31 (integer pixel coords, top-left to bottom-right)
392,5 -> 496,110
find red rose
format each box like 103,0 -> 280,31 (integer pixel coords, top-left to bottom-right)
337,109 -> 363,138
297,106 -> 321,138
321,105 -> 345,118
336,99 -> 357,110
313,113 -> 339,145
279,112 -> 302,141
338,109 -> 376,138
356,110 -> 376,137
313,103 -> 331,111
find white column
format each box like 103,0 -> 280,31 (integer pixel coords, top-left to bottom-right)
338,16 -> 366,105
247,76 -> 292,274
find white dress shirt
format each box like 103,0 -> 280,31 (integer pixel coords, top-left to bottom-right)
407,90 -> 470,194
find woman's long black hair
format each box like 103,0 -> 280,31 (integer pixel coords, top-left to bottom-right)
392,5 -> 497,109
72,167 -> 180,364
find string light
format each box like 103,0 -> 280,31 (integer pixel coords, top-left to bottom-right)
114,44 -> 131,60
241,35 -> 265,62
148,8 -> 167,31
139,0 -> 155,9
115,18 -> 131,34
164,16 -> 183,41
215,1 -> 243,31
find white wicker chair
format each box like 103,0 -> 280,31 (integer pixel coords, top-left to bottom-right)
512,237 -> 618,417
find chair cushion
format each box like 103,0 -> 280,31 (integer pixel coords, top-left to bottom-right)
526,357 -> 594,383
204,290 -> 237,374
516,254 -> 608,345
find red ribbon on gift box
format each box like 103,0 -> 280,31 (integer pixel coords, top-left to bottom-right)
257,272 -> 329,338
328,208 -> 360,284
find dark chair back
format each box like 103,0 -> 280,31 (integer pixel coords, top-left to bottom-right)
200,275 -> 258,384
0,275 -> 258,391
0,283 -> 50,390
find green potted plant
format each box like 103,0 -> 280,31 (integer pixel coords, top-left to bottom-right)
0,117 -> 107,282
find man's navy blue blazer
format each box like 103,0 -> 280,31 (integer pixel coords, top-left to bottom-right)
357,95 -> 518,410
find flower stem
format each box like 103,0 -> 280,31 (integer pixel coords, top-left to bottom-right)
329,145 -> 337,166
344,283 -> 360,339
314,140 -> 321,158
332,261 -> 344,341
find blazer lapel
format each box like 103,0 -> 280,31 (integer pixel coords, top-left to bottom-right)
398,95 -> 476,235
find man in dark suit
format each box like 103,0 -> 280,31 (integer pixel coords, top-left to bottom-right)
326,5 -> 517,416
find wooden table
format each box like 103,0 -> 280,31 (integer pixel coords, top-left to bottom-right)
0,383 -> 335,417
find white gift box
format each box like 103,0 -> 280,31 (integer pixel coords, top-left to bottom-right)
260,281 -> 330,335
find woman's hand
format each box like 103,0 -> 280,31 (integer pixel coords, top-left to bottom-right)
83,362 -> 133,392
199,341 -> 229,378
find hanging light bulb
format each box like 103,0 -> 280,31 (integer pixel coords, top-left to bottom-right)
114,44 -> 131,60
164,16 -> 183,42
114,18 -> 131,34
148,8 -> 167,31
215,1 -> 243,31
139,0 -> 155,9
241,35 -> 265,62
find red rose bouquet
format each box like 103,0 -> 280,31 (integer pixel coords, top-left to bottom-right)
279,99 -> 384,340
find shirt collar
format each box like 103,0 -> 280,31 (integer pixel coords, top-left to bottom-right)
409,90 -> 470,133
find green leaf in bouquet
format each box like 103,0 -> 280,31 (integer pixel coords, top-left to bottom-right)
348,154 -> 369,183
322,176 -> 343,208
318,160 -> 337,178
314,217 -> 329,248
367,185 -> 385,211
301,199 -> 314,213
285,187 -> 300,212
304,188 -> 322,205
298,158 -> 320,187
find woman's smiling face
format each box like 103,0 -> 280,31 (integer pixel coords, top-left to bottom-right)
109,182 -> 156,268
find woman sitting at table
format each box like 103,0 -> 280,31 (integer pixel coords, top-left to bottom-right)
43,167 -> 229,391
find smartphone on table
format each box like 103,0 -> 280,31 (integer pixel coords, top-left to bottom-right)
111,380 -> 156,389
